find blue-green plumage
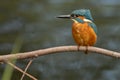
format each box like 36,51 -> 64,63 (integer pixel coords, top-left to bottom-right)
74,18 -> 84,23
71,9 -> 97,34
71,9 -> 94,21
88,22 -> 97,34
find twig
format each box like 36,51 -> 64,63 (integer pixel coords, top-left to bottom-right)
6,61 -> 37,80
20,59 -> 33,80
0,46 -> 120,62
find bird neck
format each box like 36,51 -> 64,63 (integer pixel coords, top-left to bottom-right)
78,16 -> 85,20
78,16 -> 92,23
72,16 -> 92,24
83,18 -> 92,23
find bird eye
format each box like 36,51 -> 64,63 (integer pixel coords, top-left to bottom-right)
71,14 -> 75,17
76,15 -> 79,17
71,14 -> 79,18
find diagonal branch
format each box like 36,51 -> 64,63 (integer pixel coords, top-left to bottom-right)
0,46 -> 120,62
6,61 -> 37,80
20,59 -> 33,80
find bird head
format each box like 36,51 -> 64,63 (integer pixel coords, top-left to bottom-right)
57,9 -> 93,23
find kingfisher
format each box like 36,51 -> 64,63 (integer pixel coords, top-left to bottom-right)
57,9 -> 97,54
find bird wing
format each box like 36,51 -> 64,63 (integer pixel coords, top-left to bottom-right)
88,22 -> 97,34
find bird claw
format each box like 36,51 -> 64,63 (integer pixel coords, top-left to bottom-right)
77,46 -> 80,51
85,46 -> 88,54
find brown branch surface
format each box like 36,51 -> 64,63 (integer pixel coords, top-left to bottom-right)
0,46 -> 120,62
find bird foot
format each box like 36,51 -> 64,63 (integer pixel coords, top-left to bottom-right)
77,46 -> 89,54
85,46 -> 88,54
77,46 -> 80,51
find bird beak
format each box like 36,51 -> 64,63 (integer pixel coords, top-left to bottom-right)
56,15 -> 71,19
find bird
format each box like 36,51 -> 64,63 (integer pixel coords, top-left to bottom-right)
57,9 -> 97,54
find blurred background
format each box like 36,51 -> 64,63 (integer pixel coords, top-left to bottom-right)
0,0 -> 120,80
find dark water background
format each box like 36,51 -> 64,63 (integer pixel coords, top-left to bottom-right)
0,0 -> 120,80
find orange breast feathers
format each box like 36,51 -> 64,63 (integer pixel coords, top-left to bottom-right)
72,22 -> 97,46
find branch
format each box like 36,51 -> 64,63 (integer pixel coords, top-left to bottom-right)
20,59 -> 33,80
0,46 -> 120,62
6,61 -> 37,80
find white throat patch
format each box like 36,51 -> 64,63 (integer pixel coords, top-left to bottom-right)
83,19 -> 92,23
71,19 -> 79,23
71,18 -> 93,23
